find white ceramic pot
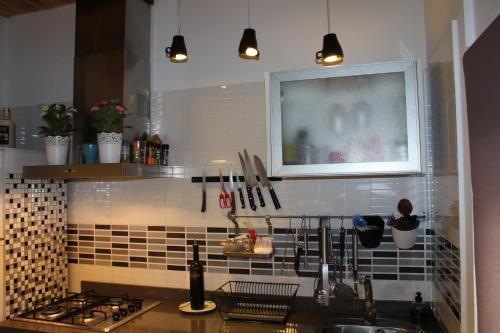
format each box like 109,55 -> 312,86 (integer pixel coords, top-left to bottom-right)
97,132 -> 122,163
391,227 -> 418,249
45,136 -> 70,165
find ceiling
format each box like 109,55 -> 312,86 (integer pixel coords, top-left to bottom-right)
0,0 -> 75,18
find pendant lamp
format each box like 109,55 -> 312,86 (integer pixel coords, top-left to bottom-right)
166,0 -> 188,63
239,0 -> 260,59
316,0 -> 343,66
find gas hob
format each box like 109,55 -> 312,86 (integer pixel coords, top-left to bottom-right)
12,291 -> 161,332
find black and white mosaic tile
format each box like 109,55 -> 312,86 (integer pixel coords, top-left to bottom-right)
67,222 -> 434,282
4,173 -> 68,319
433,236 -> 461,321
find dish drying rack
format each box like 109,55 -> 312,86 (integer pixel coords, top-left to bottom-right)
212,281 -> 299,323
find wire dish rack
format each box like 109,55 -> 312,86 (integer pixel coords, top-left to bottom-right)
212,281 -> 300,323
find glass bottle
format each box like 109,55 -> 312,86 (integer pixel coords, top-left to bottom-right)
189,242 -> 205,310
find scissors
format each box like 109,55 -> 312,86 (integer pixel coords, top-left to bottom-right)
218,169 -> 232,209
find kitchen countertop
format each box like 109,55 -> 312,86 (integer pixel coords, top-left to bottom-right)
0,291 -> 443,333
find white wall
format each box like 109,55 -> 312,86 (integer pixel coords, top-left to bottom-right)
152,0 -> 427,92
0,17 -> 6,107
4,4 -> 75,107
464,0 -> 500,46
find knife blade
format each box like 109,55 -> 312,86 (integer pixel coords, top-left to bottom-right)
201,165 -> 207,213
228,164 -> 236,214
238,152 -> 257,211
253,155 -> 281,209
244,149 -> 265,208
234,168 -> 246,209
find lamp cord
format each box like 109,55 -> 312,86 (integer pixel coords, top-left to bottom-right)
327,0 -> 331,33
177,0 -> 181,35
247,0 -> 251,28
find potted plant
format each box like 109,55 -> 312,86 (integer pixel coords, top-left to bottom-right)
89,99 -> 128,163
39,103 -> 76,165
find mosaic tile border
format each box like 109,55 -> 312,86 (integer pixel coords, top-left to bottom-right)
4,173 -> 68,319
433,236 -> 461,321
67,223 -> 435,282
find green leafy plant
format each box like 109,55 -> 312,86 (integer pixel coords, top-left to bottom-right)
38,103 -> 76,137
89,99 -> 128,133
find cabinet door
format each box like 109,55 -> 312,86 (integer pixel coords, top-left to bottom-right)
266,61 -> 421,177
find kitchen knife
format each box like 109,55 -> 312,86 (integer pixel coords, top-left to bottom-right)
244,149 -> 265,208
228,165 -> 236,214
238,152 -> 257,211
234,168 -> 246,209
253,155 -> 281,209
201,165 -> 207,213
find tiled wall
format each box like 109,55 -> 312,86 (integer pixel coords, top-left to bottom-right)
425,60 -> 461,327
68,81 -> 432,300
3,174 -> 68,319
66,222 -> 434,282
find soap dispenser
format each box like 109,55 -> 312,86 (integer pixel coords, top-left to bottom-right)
410,292 -> 427,324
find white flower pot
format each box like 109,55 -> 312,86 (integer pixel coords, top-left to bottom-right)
391,227 -> 418,249
45,136 -> 70,165
97,132 -> 122,163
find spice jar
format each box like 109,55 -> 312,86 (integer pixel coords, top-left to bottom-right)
131,140 -> 141,163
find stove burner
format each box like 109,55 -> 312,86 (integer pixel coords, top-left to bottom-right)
41,305 -> 64,316
82,310 -> 94,319
72,294 -> 88,303
108,297 -> 124,306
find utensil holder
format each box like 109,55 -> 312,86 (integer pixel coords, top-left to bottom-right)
392,227 -> 418,249
356,215 -> 385,249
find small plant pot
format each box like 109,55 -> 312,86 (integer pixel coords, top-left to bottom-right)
97,132 -> 122,163
45,136 -> 70,165
81,143 -> 98,164
392,227 -> 418,249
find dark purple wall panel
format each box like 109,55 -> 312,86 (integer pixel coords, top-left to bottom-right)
463,14 -> 500,333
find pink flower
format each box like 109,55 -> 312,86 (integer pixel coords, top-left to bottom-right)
90,105 -> 99,112
115,105 -> 127,113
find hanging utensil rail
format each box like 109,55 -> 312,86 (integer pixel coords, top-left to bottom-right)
227,212 -> 427,235
228,212 -> 426,221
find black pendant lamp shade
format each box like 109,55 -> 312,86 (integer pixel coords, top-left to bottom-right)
316,33 -> 343,65
166,35 -> 188,63
239,28 -> 260,59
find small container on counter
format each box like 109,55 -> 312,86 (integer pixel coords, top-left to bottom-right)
160,144 -> 169,166
131,140 -> 141,163
140,141 -> 147,164
154,143 -> 161,165
120,140 -> 130,163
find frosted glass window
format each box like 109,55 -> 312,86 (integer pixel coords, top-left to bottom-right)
280,72 -> 408,165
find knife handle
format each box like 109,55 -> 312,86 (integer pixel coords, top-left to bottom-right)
230,191 -> 236,214
201,190 -> 207,213
256,186 -> 265,207
246,187 -> 257,211
237,188 -> 246,209
269,187 -> 281,210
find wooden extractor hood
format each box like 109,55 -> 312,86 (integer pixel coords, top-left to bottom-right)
72,0 -> 152,163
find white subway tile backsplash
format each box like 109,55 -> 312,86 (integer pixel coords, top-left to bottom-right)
65,81 -> 452,306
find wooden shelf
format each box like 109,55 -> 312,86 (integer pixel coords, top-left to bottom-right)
23,163 -> 184,180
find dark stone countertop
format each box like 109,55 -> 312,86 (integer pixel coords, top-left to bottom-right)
0,288 -> 443,333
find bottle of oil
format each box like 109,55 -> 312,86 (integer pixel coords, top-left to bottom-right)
0,107 -> 15,148
189,242 -> 205,310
